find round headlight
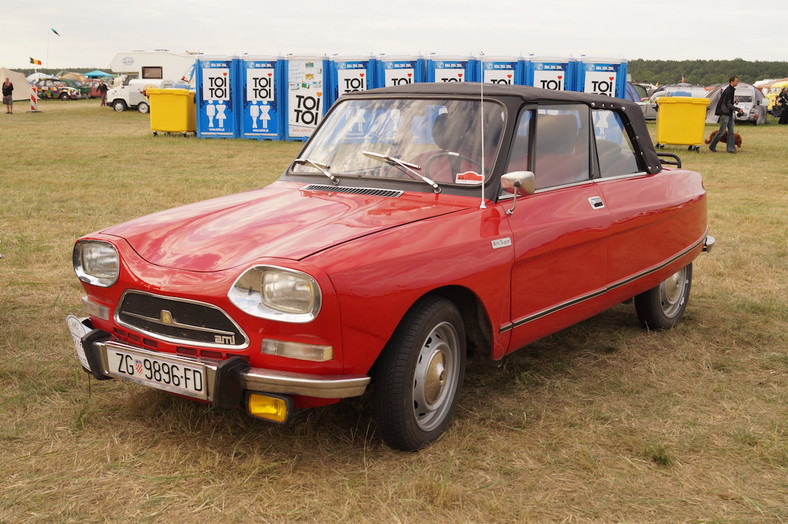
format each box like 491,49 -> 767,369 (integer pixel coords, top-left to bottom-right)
73,240 -> 119,287
229,266 -> 321,323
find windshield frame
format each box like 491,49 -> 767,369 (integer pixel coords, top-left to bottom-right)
286,95 -> 508,192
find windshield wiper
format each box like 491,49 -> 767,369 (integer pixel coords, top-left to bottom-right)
362,151 -> 441,194
293,158 -> 339,185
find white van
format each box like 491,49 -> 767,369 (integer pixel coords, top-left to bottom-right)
106,78 -> 175,113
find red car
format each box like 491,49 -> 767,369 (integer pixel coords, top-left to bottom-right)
68,83 -> 713,450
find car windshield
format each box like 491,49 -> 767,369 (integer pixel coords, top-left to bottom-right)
292,98 -> 506,187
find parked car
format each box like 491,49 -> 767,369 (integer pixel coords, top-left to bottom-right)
59,78 -> 91,98
105,78 -> 174,113
67,83 -> 713,451
33,78 -> 80,100
638,83 -> 708,120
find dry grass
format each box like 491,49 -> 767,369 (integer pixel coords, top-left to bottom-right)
1,99 -> 786,523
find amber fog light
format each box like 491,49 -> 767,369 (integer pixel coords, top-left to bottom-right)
246,393 -> 291,423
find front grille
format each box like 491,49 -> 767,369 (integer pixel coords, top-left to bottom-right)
301,184 -> 403,198
116,291 -> 248,349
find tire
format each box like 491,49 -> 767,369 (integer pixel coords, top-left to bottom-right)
112,100 -> 127,112
635,263 -> 692,330
59,92 -> 70,100
373,296 -> 466,451
137,101 -> 149,114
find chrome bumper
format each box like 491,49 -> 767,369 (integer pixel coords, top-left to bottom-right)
71,319 -> 370,405
703,235 -> 716,253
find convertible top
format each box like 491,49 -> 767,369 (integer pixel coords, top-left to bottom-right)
343,83 -> 662,175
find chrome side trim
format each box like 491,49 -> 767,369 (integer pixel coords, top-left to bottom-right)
500,230 -> 708,333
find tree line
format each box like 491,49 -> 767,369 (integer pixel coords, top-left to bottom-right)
629,59 -> 788,86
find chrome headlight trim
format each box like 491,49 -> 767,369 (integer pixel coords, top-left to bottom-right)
73,240 -> 120,288
228,265 -> 322,323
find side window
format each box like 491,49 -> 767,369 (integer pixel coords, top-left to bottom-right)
505,109 -> 533,174
592,110 -> 641,177
533,105 -> 590,189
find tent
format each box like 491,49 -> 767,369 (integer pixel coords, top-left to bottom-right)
706,82 -> 768,125
0,67 -> 33,102
27,72 -> 58,82
84,70 -> 113,78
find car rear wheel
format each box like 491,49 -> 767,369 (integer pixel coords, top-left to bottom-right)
373,296 -> 466,451
112,100 -> 127,112
137,102 -> 149,114
635,263 -> 692,330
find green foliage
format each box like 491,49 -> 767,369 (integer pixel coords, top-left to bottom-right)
629,59 -> 788,86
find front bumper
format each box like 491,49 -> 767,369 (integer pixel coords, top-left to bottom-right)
68,316 -> 370,408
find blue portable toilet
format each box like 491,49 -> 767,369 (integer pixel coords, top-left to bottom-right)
478,56 -> 524,85
196,56 -> 240,138
284,56 -> 330,141
575,57 -> 628,98
426,55 -> 476,83
524,56 -> 576,91
375,55 -> 425,87
239,56 -> 283,140
329,56 -> 376,104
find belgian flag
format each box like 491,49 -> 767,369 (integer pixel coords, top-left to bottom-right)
30,57 -> 42,65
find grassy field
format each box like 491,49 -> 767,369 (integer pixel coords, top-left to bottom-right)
1,98 -> 786,523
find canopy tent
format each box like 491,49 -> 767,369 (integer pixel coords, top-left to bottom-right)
84,70 -> 113,78
706,82 -> 767,125
1,67 -> 33,102
60,72 -> 87,82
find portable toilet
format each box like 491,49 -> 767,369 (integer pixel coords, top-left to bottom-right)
238,56 -> 283,140
575,57 -> 628,98
375,55 -> 425,87
524,57 -> 576,91
426,55 -> 476,83
284,56 -> 329,141
329,56 -> 376,103
478,56 -> 524,86
195,56 -> 240,138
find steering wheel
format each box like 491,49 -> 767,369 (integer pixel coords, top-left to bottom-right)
424,151 -> 483,180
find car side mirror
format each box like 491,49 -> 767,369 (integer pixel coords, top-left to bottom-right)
501,171 -> 535,216
501,171 -> 535,196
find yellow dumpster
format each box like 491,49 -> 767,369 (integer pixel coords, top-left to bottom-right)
148,88 -> 196,136
655,97 -> 710,151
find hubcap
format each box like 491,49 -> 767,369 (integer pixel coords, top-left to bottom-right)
660,267 -> 687,318
412,321 -> 460,432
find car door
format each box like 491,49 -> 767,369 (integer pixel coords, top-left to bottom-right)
502,105 -> 611,352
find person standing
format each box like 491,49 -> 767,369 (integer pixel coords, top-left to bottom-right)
709,75 -> 741,154
2,78 -> 13,114
97,80 -> 108,107
777,87 -> 788,125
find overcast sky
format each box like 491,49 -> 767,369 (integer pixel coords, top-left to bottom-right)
2,0 -> 784,70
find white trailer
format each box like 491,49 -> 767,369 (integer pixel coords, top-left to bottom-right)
107,50 -> 198,112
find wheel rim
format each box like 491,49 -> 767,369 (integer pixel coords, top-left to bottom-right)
659,266 -> 688,318
412,321 -> 460,432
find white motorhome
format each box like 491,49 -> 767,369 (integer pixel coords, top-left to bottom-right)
107,50 -> 198,112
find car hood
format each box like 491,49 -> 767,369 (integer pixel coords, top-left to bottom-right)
103,181 -> 472,271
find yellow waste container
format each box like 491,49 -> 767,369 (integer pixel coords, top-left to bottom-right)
655,97 -> 710,151
148,88 -> 196,135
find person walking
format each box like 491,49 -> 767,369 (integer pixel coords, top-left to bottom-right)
97,80 -> 108,107
708,75 -> 741,154
2,78 -> 13,114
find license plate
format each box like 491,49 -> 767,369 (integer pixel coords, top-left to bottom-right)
107,347 -> 208,400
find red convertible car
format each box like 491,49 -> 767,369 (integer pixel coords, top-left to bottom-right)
68,83 -> 713,451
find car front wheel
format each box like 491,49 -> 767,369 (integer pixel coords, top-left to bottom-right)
635,263 -> 692,330
373,296 -> 466,451
112,100 -> 127,112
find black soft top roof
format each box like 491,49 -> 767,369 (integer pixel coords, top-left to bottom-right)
343,83 -> 661,174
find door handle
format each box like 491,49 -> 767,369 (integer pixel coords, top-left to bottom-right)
588,196 -> 605,209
